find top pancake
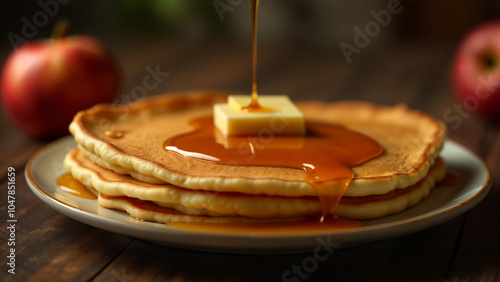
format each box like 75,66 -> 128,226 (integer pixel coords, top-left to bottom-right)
69,91 -> 446,197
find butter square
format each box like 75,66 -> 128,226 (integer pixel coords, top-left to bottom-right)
214,95 -> 305,136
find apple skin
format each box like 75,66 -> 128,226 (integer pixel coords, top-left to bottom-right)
1,35 -> 120,139
452,20 -> 500,123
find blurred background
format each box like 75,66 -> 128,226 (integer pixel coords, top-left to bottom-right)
3,0 -> 500,45
1,0 -> 500,109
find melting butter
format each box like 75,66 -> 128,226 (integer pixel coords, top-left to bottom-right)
214,95 -> 305,136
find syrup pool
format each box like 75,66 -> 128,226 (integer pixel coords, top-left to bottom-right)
164,116 -> 383,218
56,173 -> 97,199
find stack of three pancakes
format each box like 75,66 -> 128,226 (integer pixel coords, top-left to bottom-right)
64,92 -> 447,224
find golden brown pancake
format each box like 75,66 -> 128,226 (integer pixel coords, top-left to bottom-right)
69,92 -> 446,198
64,147 -> 447,220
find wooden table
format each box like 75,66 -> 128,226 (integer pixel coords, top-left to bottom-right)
1,40 -> 498,282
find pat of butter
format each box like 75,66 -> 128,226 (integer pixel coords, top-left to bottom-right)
214,95 -> 305,136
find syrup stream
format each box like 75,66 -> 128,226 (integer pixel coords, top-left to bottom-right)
241,0 -> 273,113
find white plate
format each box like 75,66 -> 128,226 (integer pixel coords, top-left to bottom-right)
26,136 -> 491,253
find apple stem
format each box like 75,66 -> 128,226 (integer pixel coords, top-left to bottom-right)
52,19 -> 70,40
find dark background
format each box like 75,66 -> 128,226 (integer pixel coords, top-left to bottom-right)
1,0 -> 500,100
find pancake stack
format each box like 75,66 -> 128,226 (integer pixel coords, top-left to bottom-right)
64,92 -> 447,224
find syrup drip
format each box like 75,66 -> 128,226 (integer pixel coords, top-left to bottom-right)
56,173 -> 97,199
164,116 -> 383,218
104,130 -> 124,139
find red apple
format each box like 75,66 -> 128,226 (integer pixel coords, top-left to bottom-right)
452,20 -> 500,123
1,21 -> 120,139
